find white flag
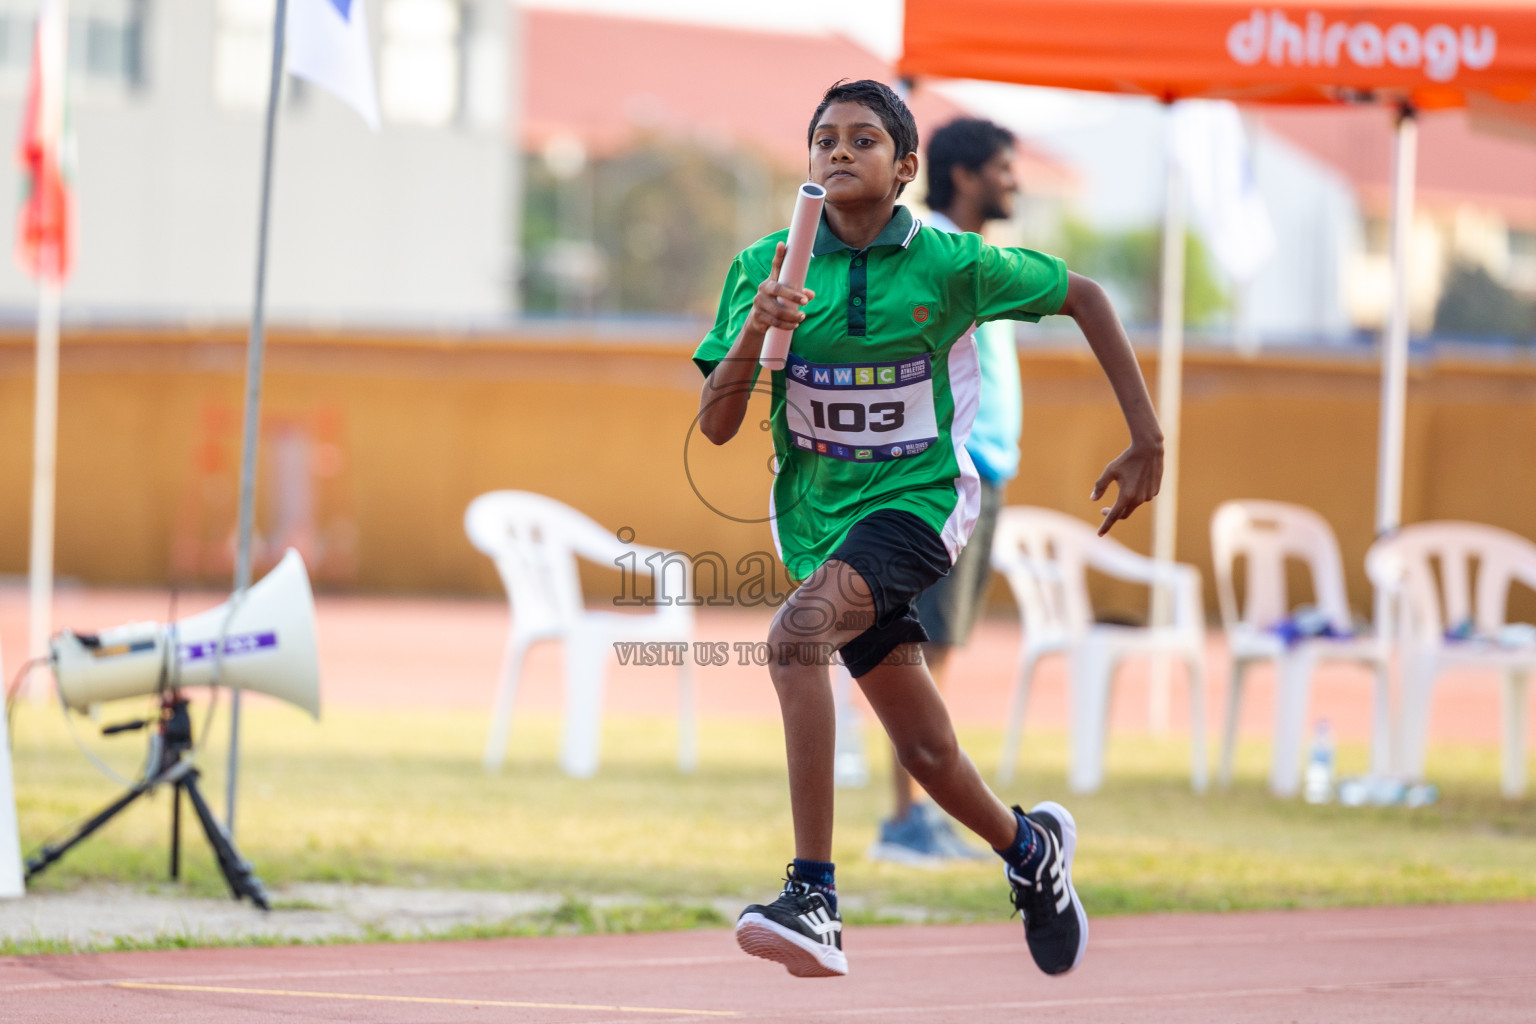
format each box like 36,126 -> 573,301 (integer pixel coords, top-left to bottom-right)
286,0 -> 380,130
1173,101 -> 1273,282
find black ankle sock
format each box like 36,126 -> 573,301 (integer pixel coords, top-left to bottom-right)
993,809 -> 1043,874
790,858 -> 837,913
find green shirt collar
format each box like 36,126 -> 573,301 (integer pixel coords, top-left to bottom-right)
812,205 -> 919,257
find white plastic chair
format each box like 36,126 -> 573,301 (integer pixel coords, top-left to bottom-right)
990,506 -> 1207,794
1211,500 -> 1390,796
830,664 -> 869,788
1366,521 -> 1536,798
465,491 -> 696,778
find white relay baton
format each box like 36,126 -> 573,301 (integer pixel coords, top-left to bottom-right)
759,182 -> 826,370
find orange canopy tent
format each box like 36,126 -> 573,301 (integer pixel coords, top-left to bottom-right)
900,0 -> 1536,751
899,0 -> 1536,526
902,2 -> 1536,113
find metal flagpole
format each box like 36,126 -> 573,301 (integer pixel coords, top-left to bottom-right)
0,683 -> 22,895
26,277 -> 60,702
1148,102 -> 1187,737
0,606 -> 20,894
24,0 -> 68,703
227,0 -> 290,834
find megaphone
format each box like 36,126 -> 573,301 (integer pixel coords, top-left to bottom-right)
49,548 -> 320,718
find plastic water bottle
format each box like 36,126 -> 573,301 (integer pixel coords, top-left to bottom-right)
1303,719 -> 1335,804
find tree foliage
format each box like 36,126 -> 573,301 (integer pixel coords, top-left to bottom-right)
1432,261 -> 1535,345
1052,216 -> 1229,328
520,141 -> 801,317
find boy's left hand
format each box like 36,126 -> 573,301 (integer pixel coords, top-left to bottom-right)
1091,440 -> 1162,536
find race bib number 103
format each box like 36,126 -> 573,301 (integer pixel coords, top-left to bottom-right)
783,353 -> 939,463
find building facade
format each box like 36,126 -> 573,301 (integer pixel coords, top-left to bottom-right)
0,0 -> 515,324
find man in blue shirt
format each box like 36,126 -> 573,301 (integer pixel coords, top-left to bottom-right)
868,117 -> 1027,865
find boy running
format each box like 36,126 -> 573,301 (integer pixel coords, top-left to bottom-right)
872,116 -> 1030,866
694,80 -> 1162,979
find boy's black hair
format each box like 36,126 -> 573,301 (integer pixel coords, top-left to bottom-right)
806,79 -> 919,196
925,118 -> 1016,213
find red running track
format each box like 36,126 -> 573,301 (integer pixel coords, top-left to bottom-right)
2,902 -> 1534,1023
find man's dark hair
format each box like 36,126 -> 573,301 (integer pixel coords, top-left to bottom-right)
806,79 -> 919,196
925,118 -> 1016,212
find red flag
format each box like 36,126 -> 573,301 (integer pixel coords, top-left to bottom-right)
15,0 -> 71,283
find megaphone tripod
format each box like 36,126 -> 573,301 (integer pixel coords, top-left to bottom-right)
24,692 -> 272,910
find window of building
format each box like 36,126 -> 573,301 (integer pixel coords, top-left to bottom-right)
1509,229 -> 1536,293
213,0 -> 273,110
0,0 -> 145,92
73,0 -> 145,86
0,2 -> 35,73
380,0 -> 461,126
462,6 -> 501,129
1363,215 -> 1391,257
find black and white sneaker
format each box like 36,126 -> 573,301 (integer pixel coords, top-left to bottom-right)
1006,801 -> 1088,976
735,867 -> 847,978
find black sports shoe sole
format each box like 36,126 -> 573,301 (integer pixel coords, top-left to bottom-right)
1029,800 -> 1088,974
735,913 -> 848,978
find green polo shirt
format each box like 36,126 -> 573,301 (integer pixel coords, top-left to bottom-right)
694,205 -> 1067,580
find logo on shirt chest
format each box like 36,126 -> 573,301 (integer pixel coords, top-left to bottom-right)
911,302 -> 934,326
782,353 -> 940,464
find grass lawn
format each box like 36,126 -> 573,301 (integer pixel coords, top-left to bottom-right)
9,701 -> 1536,927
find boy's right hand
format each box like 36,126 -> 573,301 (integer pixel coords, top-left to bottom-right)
746,242 -> 815,337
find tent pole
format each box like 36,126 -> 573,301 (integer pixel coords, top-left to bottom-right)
1375,106 -> 1416,539
1149,102 -> 1186,737
1372,104 -> 1416,778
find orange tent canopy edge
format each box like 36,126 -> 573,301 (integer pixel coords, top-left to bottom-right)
898,1 -> 1536,111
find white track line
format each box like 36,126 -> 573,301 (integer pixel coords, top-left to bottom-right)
112,981 -> 737,1016
0,955 -> 742,995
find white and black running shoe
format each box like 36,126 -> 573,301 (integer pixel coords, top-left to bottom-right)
735,868 -> 847,978
1006,801 -> 1088,976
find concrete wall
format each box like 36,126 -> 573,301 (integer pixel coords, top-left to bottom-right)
2,326 -> 1535,625
0,0 -> 513,323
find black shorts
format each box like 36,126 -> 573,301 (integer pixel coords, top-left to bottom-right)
826,508 -> 951,678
